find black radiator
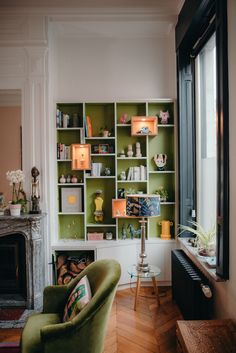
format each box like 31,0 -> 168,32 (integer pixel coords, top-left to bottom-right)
171,249 -> 213,320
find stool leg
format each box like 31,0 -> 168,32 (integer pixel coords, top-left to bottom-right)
152,276 -> 160,307
134,276 -> 141,311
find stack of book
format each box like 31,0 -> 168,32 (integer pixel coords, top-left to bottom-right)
127,165 -> 147,180
57,143 -> 71,160
91,163 -> 103,176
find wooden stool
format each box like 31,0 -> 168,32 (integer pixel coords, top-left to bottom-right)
176,319 -> 236,353
128,265 -> 161,311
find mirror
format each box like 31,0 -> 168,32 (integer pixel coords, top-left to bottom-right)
0,89 -> 22,204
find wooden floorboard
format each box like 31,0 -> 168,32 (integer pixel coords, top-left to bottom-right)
0,287 -> 181,353
103,287 -> 182,353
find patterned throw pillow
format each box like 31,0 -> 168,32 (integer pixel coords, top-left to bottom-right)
63,275 -> 92,322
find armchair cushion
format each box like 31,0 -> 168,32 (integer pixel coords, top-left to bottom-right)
21,313 -> 60,353
63,275 -> 92,322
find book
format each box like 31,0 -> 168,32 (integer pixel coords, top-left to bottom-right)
86,116 -> 92,137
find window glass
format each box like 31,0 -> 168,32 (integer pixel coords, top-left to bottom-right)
195,33 -> 217,230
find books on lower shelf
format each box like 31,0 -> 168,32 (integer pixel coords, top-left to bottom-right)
57,143 -> 71,160
127,165 -> 147,180
91,163 -> 103,176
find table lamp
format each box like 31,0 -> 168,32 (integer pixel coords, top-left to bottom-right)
126,194 -> 160,272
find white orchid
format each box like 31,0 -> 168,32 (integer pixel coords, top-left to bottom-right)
6,170 -> 26,204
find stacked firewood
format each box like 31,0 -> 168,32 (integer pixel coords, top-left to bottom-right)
57,254 -> 93,285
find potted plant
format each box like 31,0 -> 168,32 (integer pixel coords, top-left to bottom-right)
178,220 -> 216,257
6,169 -> 27,216
155,186 -> 168,202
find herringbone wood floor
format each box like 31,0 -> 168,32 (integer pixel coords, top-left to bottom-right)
103,287 -> 182,353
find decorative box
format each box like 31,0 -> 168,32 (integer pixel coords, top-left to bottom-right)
87,232 -> 104,241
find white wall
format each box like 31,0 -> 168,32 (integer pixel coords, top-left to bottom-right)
213,0 -> 236,320
53,29 -> 176,101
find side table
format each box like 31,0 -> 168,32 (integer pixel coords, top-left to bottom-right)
128,264 -> 161,311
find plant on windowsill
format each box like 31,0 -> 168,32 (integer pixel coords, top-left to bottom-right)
178,221 -> 216,257
6,169 -> 27,216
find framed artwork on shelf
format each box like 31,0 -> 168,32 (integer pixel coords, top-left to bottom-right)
99,144 -> 109,154
61,187 -> 82,212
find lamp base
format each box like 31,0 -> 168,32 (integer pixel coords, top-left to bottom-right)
136,262 -> 150,272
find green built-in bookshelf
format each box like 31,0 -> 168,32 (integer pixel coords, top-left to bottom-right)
56,100 -> 177,241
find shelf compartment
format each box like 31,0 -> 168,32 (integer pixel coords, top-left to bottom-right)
148,101 -> 175,125
148,127 -> 175,172
116,127 -> 146,158
116,102 -> 146,124
58,214 -> 84,240
149,173 -> 175,202
149,204 -> 175,239
86,225 -> 116,241
86,178 -> 116,225
131,116 -> 157,136
85,103 -> 115,137
117,218 -> 142,240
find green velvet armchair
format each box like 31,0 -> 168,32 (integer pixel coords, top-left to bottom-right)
21,259 -> 121,353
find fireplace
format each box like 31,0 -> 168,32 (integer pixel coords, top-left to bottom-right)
0,214 -> 45,310
0,234 -> 26,296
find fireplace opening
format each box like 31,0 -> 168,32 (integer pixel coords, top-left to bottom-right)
0,234 -> 26,300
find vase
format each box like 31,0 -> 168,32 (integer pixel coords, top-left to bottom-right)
9,203 -> 21,216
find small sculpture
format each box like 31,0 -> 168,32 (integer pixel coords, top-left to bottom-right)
59,174 -> 66,183
94,189 -> 104,223
119,149 -> 125,157
119,171 -> 126,180
135,142 -> 142,157
119,113 -> 128,124
153,154 -> 167,171
136,126 -> 152,134
121,223 -> 127,240
127,144 -> 133,157
30,167 -> 41,214
104,167 -> 111,176
127,224 -> 141,239
159,110 -> 170,124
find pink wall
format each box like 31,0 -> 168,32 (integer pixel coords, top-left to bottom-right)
0,106 -> 21,203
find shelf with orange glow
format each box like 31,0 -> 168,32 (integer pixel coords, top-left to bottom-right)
131,116 -> 157,136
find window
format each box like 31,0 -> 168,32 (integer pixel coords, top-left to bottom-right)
176,0 -> 229,279
195,33 -> 217,230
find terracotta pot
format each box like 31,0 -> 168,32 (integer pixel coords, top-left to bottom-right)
9,203 -> 21,216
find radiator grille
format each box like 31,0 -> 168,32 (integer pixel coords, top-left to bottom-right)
171,249 -> 213,320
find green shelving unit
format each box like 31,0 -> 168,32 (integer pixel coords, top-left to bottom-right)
55,100 -> 177,243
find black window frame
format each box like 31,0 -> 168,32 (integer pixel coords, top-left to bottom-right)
176,0 -> 229,279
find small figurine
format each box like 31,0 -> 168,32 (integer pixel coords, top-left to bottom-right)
119,171 -> 126,180
153,154 -> 167,171
119,113 -> 128,124
135,142 -> 142,157
121,223 -> 127,240
30,166 -> 41,214
136,126 -> 152,134
118,188 -> 125,199
127,144 -> 133,157
104,167 -> 111,176
127,224 -> 141,239
94,189 -> 104,223
71,175 -> 78,183
159,110 -> 170,124
59,174 -> 66,183
119,149 -> 126,157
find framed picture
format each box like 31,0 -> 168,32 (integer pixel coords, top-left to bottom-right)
61,187 -> 82,212
99,144 -> 109,154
